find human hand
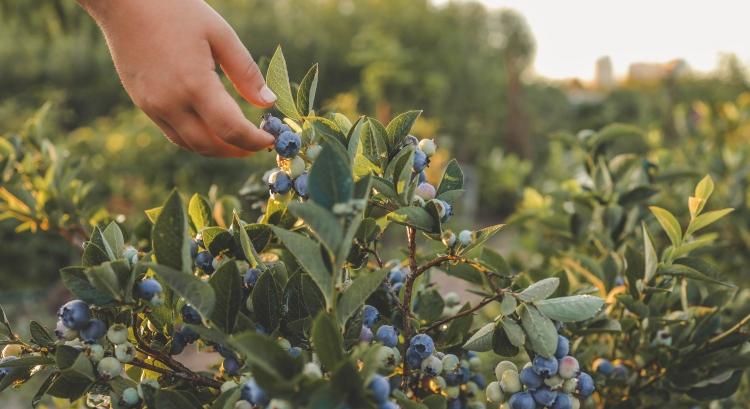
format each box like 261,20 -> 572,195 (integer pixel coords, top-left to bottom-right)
78,0 -> 276,157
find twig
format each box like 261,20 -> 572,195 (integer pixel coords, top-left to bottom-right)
707,312 -> 750,346
402,227 -> 419,342
130,358 -> 221,389
423,296 -> 496,333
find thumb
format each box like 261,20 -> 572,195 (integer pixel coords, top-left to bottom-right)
209,25 -> 276,108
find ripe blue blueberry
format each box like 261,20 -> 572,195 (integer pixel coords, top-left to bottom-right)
471,373 -> 486,389
195,251 -> 214,274
378,402 -> 399,409
269,170 -> 293,195
190,239 -> 199,259
368,374 -> 391,403
136,279 -> 163,305
170,335 -> 186,355
612,364 -> 629,379
413,149 -> 428,173
532,386 -> 558,407
405,346 -> 423,369
58,300 -> 91,330
261,114 -> 284,137
555,335 -> 570,359
376,325 -> 398,347
0,356 -> 18,377
388,267 -> 406,285
520,366 -> 544,390
405,135 -> 419,145
418,171 -> 427,184
409,334 -> 435,359
532,355 -> 559,377
360,326 -> 374,343
551,392 -> 573,409
593,358 -> 614,376
181,305 -> 202,325
293,173 -> 309,198
362,305 -> 380,328
577,372 -> 595,398
80,319 -> 107,344
179,327 -> 199,344
275,131 -> 301,158
508,391 -> 536,409
244,268 -> 261,288
241,379 -> 269,406
223,357 -> 241,376
289,346 -> 302,358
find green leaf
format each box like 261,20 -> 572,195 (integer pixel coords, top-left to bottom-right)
694,175 -> 714,201
312,313 -> 345,370
271,226 -> 334,308
500,317 -> 525,346
266,46 -> 301,120
459,224 -> 505,255
201,226 -> 236,257
152,190 -> 191,272
686,208 -> 733,236
333,113 -> 353,136
387,206 -> 439,234
44,373 -> 90,400
649,206 -> 682,246
60,266 -> 116,305
520,305 -> 558,357
436,159 -> 464,196
144,207 -> 162,224
296,64 -> 319,115
642,222 -> 658,284
360,118 -> 388,166
500,296 -> 517,316
660,264 -> 735,287
155,390 -> 204,409
188,194 -> 213,232
244,224 -> 273,254
81,241 -> 109,267
536,295 -> 605,322
288,201 -> 343,257
422,395 -> 447,409
492,324 -> 520,357
385,110 -> 421,151
29,321 -> 55,347
85,261 -> 132,302
32,372 -> 57,408
517,277 -> 559,302
386,144 -> 415,202
251,270 -> 283,331
0,355 -> 54,368
146,263 -> 215,317
310,116 -> 348,148
462,322 -> 495,352
337,269 -> 387,325
237,221 -> 263,268
209,261 -> 243,333
90,226 -> 116,261
229,331 -> 302,382
308,143 -> 353,210
102,222 -> 125,258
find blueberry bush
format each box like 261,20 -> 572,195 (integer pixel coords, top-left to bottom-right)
0,48 -> 748,409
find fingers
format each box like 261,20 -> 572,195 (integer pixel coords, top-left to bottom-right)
192,73 -> 275,151
163,109 -> 252,158
209,24 -> 277,108
145,113 -> 190,150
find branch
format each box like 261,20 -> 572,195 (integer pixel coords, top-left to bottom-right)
707,312 -> 750,346
423,296 -> 496,333
401,227 -> 418,342
130,358 -> 221,389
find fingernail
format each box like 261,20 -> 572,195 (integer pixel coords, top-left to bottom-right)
260,85 -> 277,104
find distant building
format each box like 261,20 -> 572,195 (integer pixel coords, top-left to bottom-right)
628,59 -> 689,83
595,56 -> 615,90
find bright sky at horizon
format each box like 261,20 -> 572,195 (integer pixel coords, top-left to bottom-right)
433,0 -> 749,80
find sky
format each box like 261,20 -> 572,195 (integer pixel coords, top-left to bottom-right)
433,0 -> 749,80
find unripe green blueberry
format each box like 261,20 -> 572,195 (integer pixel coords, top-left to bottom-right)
234,400 -> 253,409
107,324 -> 129,345
654,329 -> 672,346
221,380 -> 238,393
97,357 -> 122,379
413,196 -> 425,207
288,156 -> 306,178
545,374 -> 564,389
444,292 -> 461,307
421,355 -> 443,376
465,381 -> 480,396
374,346 -> 399,373
442,354 -> 460,372
571,396 -> 581,409
499,370 -> 521,394
303,362 -> 322,379
446,386 -> 460,399
486,380 -> 504,403
441,231 -> 456,247
458,230 -> 473,246
115,342 -> 135,363
418,139 -> 437,156
123,246 -> 138,265
469,356 -> 482,372
122,387 -> 140,406
88,344 -> 105,362
494,361 -> 518,381
306,144 -> 322,160
277,337 -> 292,351
268,399 -> 293,409
2,344 -> 22,358
137,378 -> 160,398
499,403 -> 510,409
562,377 -> 578,394
432,376 -> 447,390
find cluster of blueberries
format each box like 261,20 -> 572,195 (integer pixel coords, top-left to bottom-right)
592,357 -> 629,380
405,136 -> 455,223
485,335 -> 595,409
261,114 -> 311,198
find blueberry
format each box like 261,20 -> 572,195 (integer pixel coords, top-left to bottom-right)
520,366 -> 544,390
409,334 -> 435,359
136,279 -> 163,305
532,386 -> 558,407
55,320 -> 78,340
442,354 -> 460,372
97,357 -> 122,379
494,360 -> 518,380
360,326 -> 374,343
179,327 -> 199,344
405,135 -> 419,146
555,335 -> 570,359
368,374 -> 391,403
269,170 -> 293,194
458,230 -> 473,246
576,372 -> 595,398
289,347 -> 302,358
378,402 -> 399,409
413,149 -> 428,173
376,325 -> 399,347
446,398 -> 461,409
243,268 -> 261,288
593,358 -> 614,376
223,357 -> 241,376
190,239 -> 199,259
415,182 -> 436,200
508,391 -> 536,409
532,355 -> 559,377
195,251 -> 214,274
418,139 -> 437,156
418,171 -> 427,184
499,369 -> 521,393
420,355 -> 443,376
261,114 -> 284,137
80,319 -> 107,344
241,379 -> 269,405
181,305 -> 202,325
0,356 -> 18,377
362,305 -> 380,328
558,356 -> 580,379
614,276 -> 625,286
170,335 -> 186,355
58,300 -> 91,330
472,373 -> 486,389
293,173 -> 309,198
551,393 -> 573,409
122,387 -> 140,406
612,364 -> 629,379
405,346 -> 423,369
486,381 -> 504,403
275,131 -> 301,158
388,267 -> 406,285
115,342 -> 135,363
